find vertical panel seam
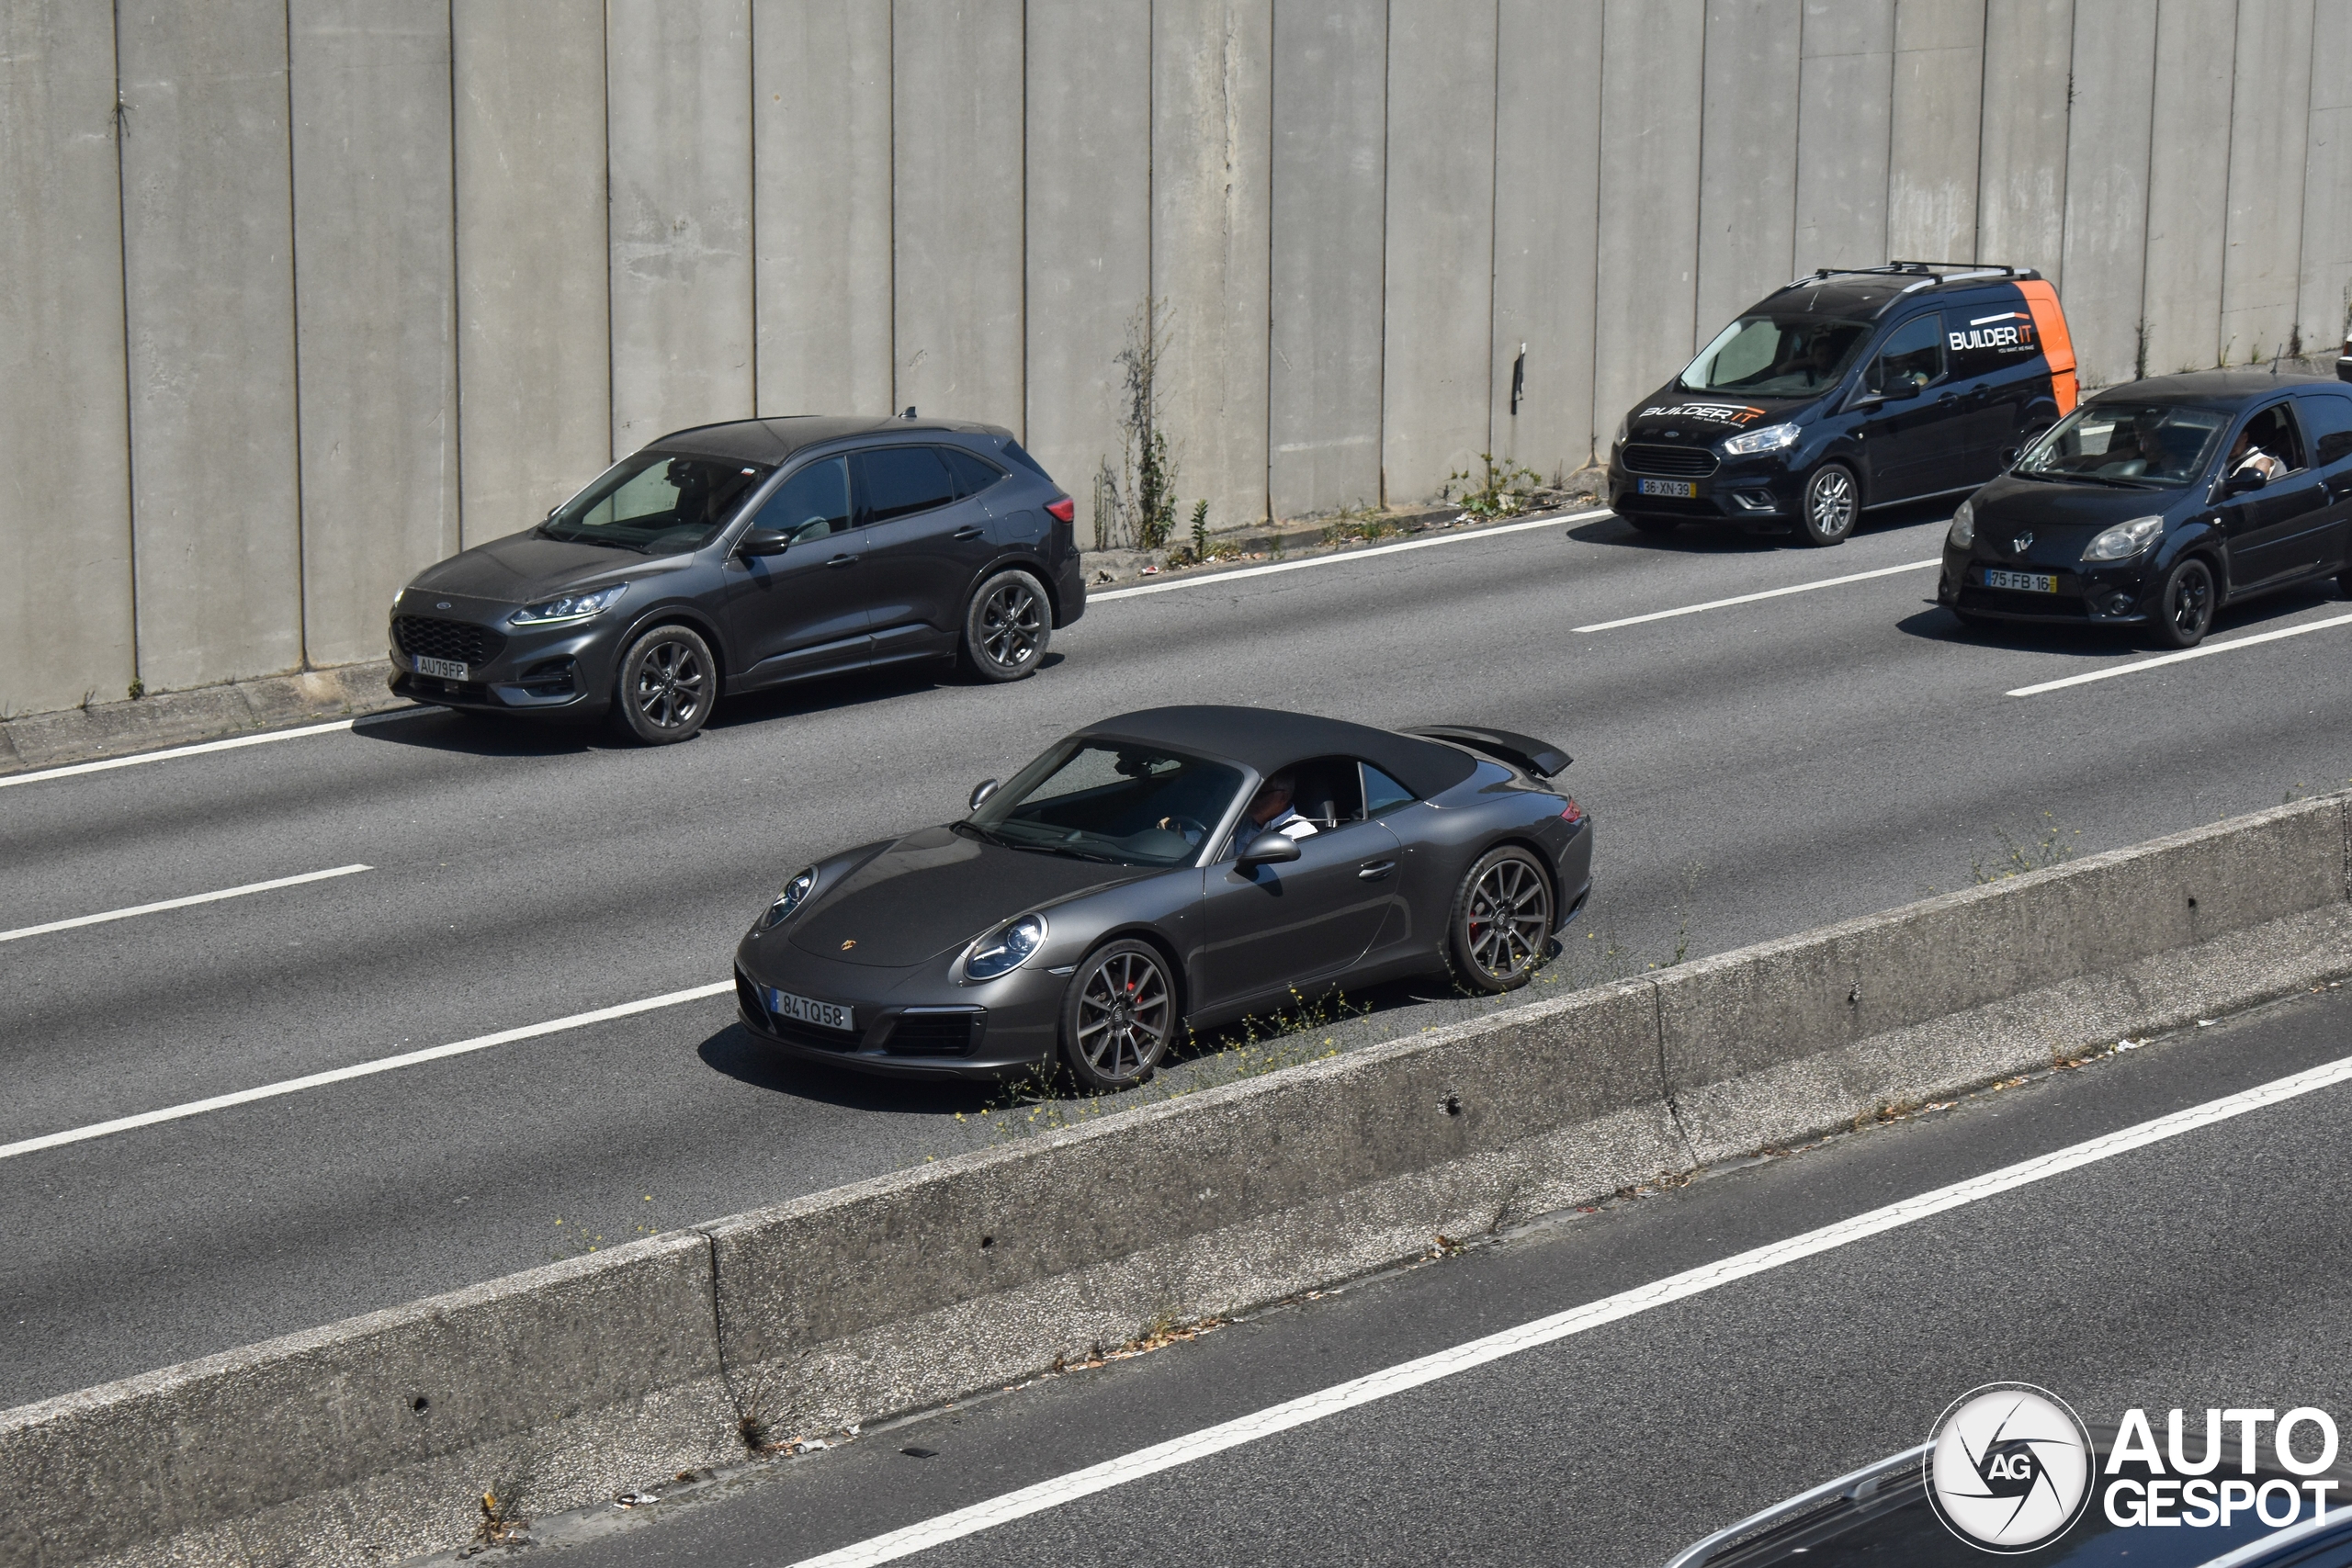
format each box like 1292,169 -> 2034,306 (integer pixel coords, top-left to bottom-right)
112,0 -> 140,691
1583,0 -> 1606,464
1264,0 -> 1277,521
447,0 -> 462,553
2216,0 -> 2241,367
284,0 -> 310,672
888,0 -> 899,414
1971,0 -> 1988,263
2133,0 -> 2157,378
1877,0 -> 1894,263
747,0 -> 759,416
1020,0 -> 1030,441
1375,0 -> 1391,509
604,0 -> 617,457
1690,0 -> 1709,348
1485,0 -> 1500,462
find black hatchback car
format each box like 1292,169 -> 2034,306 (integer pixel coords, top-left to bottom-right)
1610,264 -> 2076,546
1939,372 -> 2352,647
389,415 -> 1085,742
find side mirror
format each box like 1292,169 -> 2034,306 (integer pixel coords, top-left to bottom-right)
739,526 -> 791,557
2222,467 -> 2268,497
968,779 -> 999,810
1238,834 -> 1302,866
1997,446 -> 2021,470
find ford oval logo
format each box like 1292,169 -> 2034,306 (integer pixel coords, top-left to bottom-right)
435,601 -> 451,610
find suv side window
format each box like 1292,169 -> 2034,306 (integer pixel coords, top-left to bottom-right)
753,455 -> 851,541
2294,390 -> 2352,467
1871,314 -> 1946,393
941,446 -> 1007,498
2237,401 -> 2309,473
853,446 -> 956,525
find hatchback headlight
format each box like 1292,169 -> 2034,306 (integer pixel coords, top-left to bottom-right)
965,912 -> 1048,980
511,582 -> 628,626
761,867 -> 816,929
2082,515 -> 2164,562
1947,499 -> 1974,550
1720,422 -> 1800,457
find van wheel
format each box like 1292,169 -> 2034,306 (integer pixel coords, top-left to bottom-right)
610,625 -> 715,744
959,568 -> 1050,682
1797,463 -> 1859,546
2151,557 -> 2216,649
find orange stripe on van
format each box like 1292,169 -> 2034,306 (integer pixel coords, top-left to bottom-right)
2017,278 -> 2076,415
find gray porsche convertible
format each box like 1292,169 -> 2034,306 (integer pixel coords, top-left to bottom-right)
732,706 -> 1593,1089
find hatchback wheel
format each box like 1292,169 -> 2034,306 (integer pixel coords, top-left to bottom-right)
2152,556 -> 2216,649
1446,847 -> 1554,994
960,568 -> 1050,682
1797,462 -> 1860,547
1059,940 -> 1177,1090
611,624 -> 715,744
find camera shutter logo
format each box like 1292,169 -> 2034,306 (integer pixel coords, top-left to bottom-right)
1926,1383 -> 2096,1552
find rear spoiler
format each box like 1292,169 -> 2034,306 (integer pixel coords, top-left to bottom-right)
1408,725 -> 1570,780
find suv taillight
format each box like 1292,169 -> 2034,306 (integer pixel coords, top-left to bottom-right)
1046,495 -> 1075,525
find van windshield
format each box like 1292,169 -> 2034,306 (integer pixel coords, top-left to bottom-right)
1681,316 -> 1871,397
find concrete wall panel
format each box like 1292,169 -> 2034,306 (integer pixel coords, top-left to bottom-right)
1268,1 -> 1388,515
1886,0 -> 1984,263
454,0 -> 611,547
607,0 -> 753,451
893,0 -> 1026,426
1592,0 -> 1707,434
1697,1 -> 1801,340
1975,0 -> 2073,281
2218,0 -> 2314,367
1381,0 -> 1497,505
2142,0 -> 2237,375
0,0 -> 134,715
1792,0 -> 1894,274
289,1 -> 457,668
1023,2 -> 1150,522
2299,0 -> 2352,355
118,1 -> 305,692
1492,0 -> 1605,477
752,0 -> 893,418
2057,0 -> 2154,387
1154,0 -> 1274,527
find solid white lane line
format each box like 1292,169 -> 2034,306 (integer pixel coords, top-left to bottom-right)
1090,509 -> 1613,602
1571,557 -> 1943,633
2007,610 -> 2352,697
787,1049 -> 2352,1568
0,864 -> 374,945
0,706 -> 432,791
0,979 -> 734,1163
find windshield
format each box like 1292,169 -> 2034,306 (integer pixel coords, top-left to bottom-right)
1681,315 -> 1872,396
541,453 -> 773,553
967,741 -> 1244,868
2016,402 -> 2227,489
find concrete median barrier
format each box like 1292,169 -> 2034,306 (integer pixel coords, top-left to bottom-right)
10,794 -> 2350,1567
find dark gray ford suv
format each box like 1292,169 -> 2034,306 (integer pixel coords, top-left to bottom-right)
389,415 -> 1085,742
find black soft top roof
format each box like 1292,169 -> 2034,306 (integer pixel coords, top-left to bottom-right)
646,415 -> 1010,465
2093,368 -> 2342,406
1080,706 -> 1480,800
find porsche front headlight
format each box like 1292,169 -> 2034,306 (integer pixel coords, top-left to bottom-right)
2082,515 -> 2164,562
761,867 -> 817,929
965,912 -> 1048,980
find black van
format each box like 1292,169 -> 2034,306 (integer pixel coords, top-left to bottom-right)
1607,264 -> 2078,546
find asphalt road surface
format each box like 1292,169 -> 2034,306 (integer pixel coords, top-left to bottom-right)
5,505 -> 2350,1407
519,983 -> 2352,1568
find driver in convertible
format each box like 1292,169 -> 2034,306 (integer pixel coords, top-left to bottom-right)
1228,771 -> 1320,856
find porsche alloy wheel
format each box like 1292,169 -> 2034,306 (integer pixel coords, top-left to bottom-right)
961,569 -> 1050,682
1798,463 -> 1859,547
1448,847 -> 1553,994
613,625 -> 714,744
1061,940 -> 1176,1090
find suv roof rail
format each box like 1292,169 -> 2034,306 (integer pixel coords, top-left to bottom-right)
1779,262 -> 2041,289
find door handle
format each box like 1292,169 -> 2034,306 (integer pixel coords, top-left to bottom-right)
1356,861 -> 1396,881
825,553 -> 860,568
951,525 -> 985,541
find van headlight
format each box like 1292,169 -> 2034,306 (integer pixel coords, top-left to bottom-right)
1947,499 -> 1974,549
761,867 -> 816,929
964,912 -> 1048,980
1611,412 -> 1629,449
511,582 -> 628,626
2082,515 -> 2164,562
1720,422 -> 1800,456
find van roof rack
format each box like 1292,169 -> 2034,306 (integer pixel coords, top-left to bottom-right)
1780,262 -> 2041,289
